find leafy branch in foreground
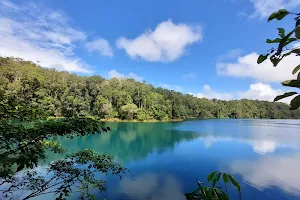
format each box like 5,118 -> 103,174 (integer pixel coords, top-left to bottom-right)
258,9 -> 300,110
1,150 -> 127,200
0,95 -> 126,199
185,171 -> 241,200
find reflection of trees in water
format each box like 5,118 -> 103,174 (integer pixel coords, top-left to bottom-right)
45,122 -> 199,163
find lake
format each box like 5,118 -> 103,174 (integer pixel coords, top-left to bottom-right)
44,119 -> 300,200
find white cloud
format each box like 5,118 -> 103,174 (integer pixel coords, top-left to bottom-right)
0,0 -> 105,73
182,73 -> 197,80
190,83 -> 294,103
217,52 -> 299,82
85,38 -> 113,57
116,20 -> 202,62
238,83 -> 284,101
250,0 -> 300,18
161,84 -> 183,92
108,69 -> 144,82
189,84 -> 233,100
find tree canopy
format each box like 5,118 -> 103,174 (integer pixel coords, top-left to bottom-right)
1,57 -> 299,121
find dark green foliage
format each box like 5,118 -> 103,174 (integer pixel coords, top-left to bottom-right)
0,75 -> 127,199
1,57 -> 300,120
258,10 -> 300,110
0,118 -> 107,178
268,9 -> 289,22
186,171 -> 241,200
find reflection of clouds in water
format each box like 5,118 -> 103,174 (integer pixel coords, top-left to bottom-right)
229,153 -> 300,196
0,165 -> 50,199
119,173 -> 185,200
252,140 -> 276,155
201,136 -> 277,154
177,119 -> 300,155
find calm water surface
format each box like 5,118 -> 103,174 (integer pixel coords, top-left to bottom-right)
44,119 -> 300,200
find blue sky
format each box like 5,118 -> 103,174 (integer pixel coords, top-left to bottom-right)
1,0 -> 300,102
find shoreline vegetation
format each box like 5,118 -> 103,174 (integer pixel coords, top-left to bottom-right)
1,57 -> 300,121
99,118 -> 185,122
47,116 -> 299,123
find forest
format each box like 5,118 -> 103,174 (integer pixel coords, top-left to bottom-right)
1,56 -> 300,121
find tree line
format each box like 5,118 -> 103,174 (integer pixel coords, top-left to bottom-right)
1,56 -> 300,121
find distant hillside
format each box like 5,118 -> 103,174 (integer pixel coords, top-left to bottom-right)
1,57 -> 299,120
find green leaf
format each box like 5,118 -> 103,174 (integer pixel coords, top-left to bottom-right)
270,57 -> 282,66
219,190 -> 230,200
277,28 -> 285,38
16,164 -> 25,172
292,64 -> 300,75
296,27 -> 300,39
285,38 -> 297,46
212,173 -> 221,188
222,173 -> 229,184
266,38 -> 281,43
257,55 -> 268,64
274,92 -> 298,101
296,18 -> 300,27
282,80 -> 300,88
268,9 -> 289,22
290,95 -> 300,110
228,174 -> 240,192
207,171 -> 218,182
291,48 -> 300,54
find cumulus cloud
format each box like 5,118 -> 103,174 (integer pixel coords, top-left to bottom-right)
250,0 -> 300,18
182,73 -> 197,80
161,84 -> 183,92
116,20 -> 202,62
217,52 -> 299,82
238,83 -> 286,102
189,84 -> 233,100
0,0 -> 94,73
108,69 -> 144,82
189,83 -> 294,103
85,38 -> 113,57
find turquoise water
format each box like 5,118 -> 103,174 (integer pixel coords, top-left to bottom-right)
47,119 -> 300,199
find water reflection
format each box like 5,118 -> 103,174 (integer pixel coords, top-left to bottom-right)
199,136 -> 277,154
40,120 -> 300,200
46,122 -> 199,163
229,153 -> 300,196
119,173 -> 185,200
175,119 -> 300,154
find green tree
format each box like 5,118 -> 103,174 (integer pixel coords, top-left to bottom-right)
120,103 -> 138,120
1,57 -> 300,121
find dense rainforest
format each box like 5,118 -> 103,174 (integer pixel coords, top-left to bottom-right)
1,56 -> 300,120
